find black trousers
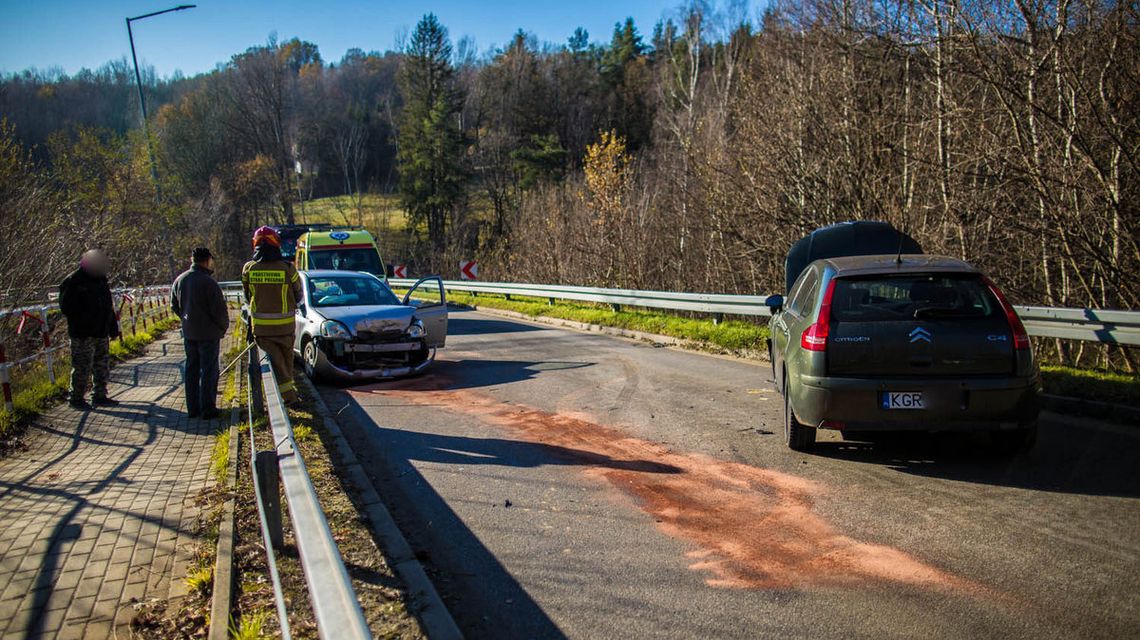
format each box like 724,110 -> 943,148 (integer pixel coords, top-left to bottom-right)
184,339 -> 220,415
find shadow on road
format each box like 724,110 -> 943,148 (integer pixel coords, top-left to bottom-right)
351,357 -> 595,394
329,395 -> 572,640
379,427 -> 680,474
445,311 -> 548,336
811,418 -> 1140,498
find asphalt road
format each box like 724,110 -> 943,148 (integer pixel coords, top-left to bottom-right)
320,309 -> 1139,639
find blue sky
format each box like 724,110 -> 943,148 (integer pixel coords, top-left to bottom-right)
0,0 -> 700,78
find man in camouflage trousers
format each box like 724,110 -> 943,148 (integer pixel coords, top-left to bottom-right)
59,249 -> 121,410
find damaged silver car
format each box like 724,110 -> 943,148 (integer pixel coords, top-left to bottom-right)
293,270 -> 447,381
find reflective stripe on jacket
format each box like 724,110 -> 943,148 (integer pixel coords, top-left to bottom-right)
241,259 -> 301,337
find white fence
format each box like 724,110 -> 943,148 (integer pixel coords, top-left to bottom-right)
0,286 -> 172,411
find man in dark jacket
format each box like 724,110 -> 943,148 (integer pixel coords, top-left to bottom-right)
172,247 -> 230,419
59,249 -> 120,410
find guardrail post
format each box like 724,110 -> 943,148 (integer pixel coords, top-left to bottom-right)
548,297 -> 556,306
248,342 -> 263,415
713,313 -> 724,325
40,306 -> 55,385
610,303 -> 621,313
0,342 -> 13,413
255,450 -> 285,550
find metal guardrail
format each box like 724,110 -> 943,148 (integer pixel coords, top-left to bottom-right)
388,278 -> 1140,346
220,281 -> 244,301
245,343 -> 371,640
389,278 -> 773,318
1017,306 -> 1140,346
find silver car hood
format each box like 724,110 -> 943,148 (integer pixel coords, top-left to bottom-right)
315,305 -> 415,336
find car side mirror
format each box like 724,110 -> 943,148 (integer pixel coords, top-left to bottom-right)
765,294 -> 784,313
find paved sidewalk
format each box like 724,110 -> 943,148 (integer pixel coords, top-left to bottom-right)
0,334 -> 223,639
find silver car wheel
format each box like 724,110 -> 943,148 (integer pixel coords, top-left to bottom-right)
303,339 -> 320,381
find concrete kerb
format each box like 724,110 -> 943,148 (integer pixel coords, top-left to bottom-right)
207,413 -> 240,640
209,329 -> 245,640
1042,393 -> 1140,424
298,375 -> 463,640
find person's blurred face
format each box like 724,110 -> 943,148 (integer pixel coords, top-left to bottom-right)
81,250 -> 109,276
205,256 -> 216,271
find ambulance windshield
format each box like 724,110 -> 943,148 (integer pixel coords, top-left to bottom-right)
309,248 -> 383,276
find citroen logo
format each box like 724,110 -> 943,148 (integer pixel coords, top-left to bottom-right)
909,327 -> 932,343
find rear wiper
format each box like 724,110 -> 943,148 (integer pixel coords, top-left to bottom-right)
913,305 -> 962,319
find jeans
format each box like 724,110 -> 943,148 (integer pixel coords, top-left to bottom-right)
184,339 -> 220,415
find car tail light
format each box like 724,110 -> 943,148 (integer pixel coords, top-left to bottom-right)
801,279 -> 837,352
982,276 -> 1030,351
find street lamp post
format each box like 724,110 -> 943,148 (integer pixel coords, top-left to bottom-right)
126,4 -> 195,280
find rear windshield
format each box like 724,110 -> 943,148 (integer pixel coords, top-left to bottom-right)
309,276 -> 399,308
830,274 -> 999,322
308,248 -> 383,275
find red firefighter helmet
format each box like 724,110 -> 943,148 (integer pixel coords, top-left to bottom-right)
251,226 -> 281,248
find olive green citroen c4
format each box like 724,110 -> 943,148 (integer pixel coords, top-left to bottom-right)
766,224 -> 1041,453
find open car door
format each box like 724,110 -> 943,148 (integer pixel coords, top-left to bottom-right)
402,276 -> 448,348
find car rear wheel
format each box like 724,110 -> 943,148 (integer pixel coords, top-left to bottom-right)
783,375 -> 816,452
991,423 -> 1037,455
302,338 -> 321,382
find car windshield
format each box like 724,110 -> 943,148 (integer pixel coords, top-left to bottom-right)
280,238 -> 297,259
308,248 -> 383,275
308,276 -> 400,308
829,274 -> 999,321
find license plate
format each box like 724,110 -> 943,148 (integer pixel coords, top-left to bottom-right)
881,392 -> 925,410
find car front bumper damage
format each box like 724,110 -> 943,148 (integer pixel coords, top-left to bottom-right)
314,336 -> 435,380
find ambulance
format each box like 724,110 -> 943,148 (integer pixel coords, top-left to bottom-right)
294,228 -> 387,281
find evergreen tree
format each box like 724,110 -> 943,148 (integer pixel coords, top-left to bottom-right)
601,18 -> 648,85
568,27 -> 590,54
396,13 -> 466,262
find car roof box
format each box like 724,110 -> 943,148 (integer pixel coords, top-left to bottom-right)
784,221 -> 922,292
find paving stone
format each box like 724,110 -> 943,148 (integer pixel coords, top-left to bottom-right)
0,334 -> 222,639
56,621 -> 86,640
65,595 -> 95,621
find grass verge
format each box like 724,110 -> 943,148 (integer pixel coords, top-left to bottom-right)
232,391 -> 426,638
0,359 -> 71,447
439,291 -> 770,353
110,317 -> 180,359
1040,366 -> 1140,406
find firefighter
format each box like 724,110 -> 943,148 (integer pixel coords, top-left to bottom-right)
242,226 -> 302,404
